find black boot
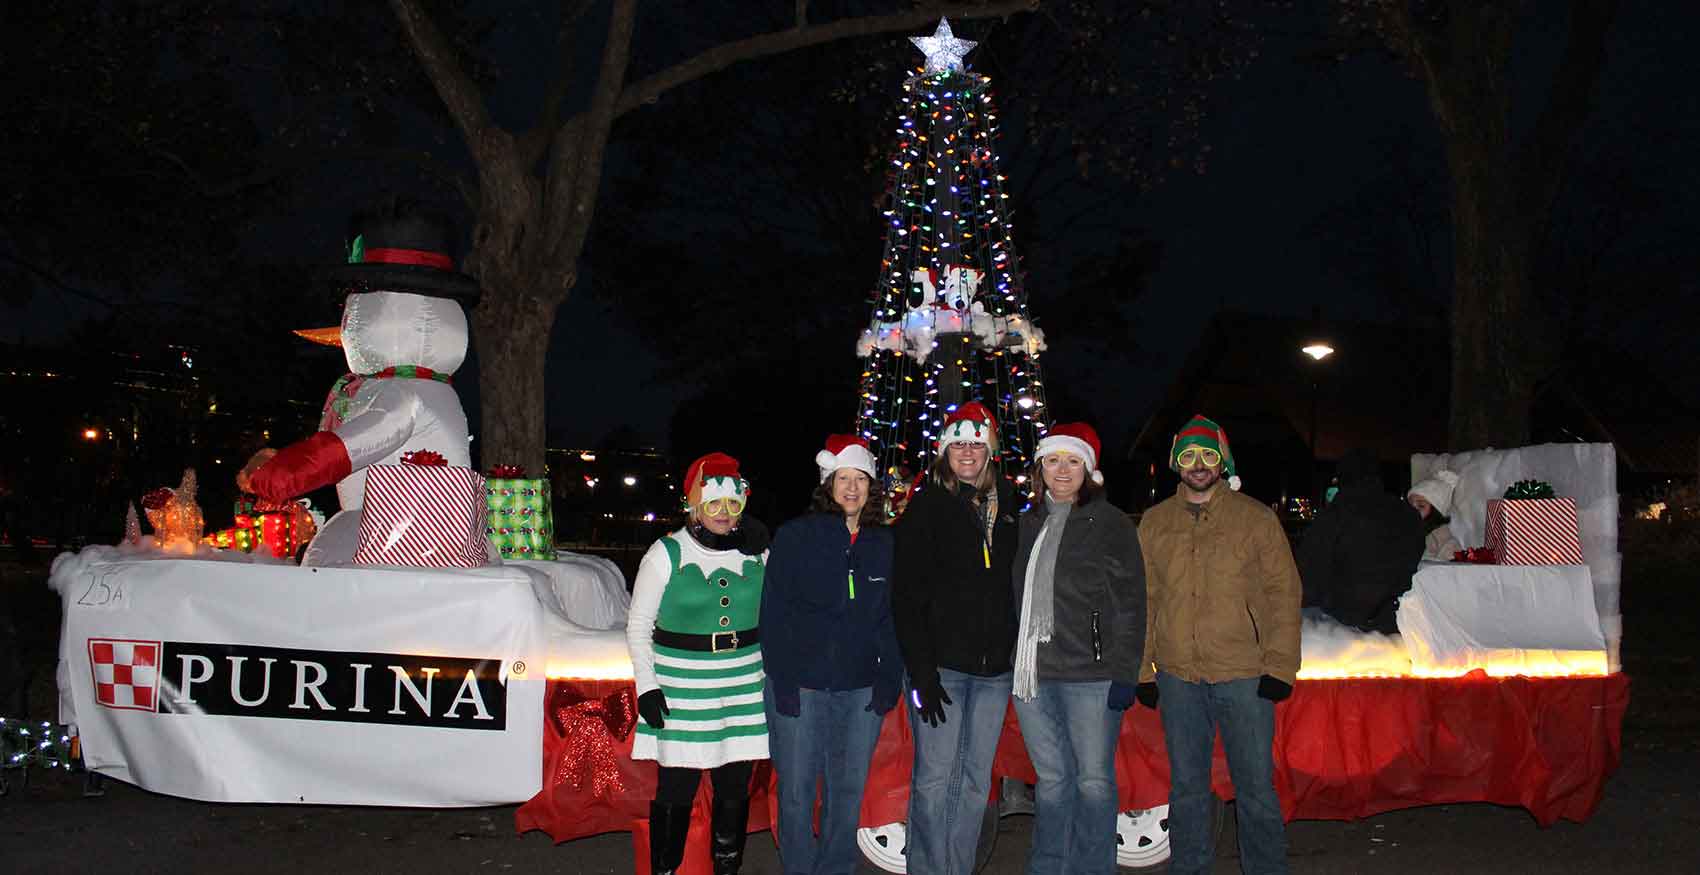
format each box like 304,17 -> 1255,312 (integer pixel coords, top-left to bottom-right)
648,802 -> 692,875
709,794 -> 751,875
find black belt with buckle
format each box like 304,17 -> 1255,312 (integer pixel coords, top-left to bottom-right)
653,627 -> 761,653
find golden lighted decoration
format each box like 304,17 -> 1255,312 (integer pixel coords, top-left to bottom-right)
1296,650 -> 1608,680
145,469 -> 205,554
545,660 -> 637,682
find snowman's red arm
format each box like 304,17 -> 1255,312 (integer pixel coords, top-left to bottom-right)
249,432 -> 353,503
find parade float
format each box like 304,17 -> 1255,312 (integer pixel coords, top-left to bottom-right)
46,438 -> 1628,872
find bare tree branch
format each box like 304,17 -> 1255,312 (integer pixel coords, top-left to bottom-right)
518,0 -> 600,167
1513,0 -> 1620,224
0,250 -> 118,307
544,0 -> 637,265
612,1 -> 1038,118
387,0 -> 497,163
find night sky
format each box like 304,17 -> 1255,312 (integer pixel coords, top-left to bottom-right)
12,2 -> 1696,453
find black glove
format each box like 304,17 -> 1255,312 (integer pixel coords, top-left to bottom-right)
638,689 -> 670,729
867,682 -> 900,716
1257,675 -> 1293,703
772,683 -> 800,718
1107,681 -> 1138,712
910,678 -> 952,728
1135,682 -> 1160,710
737,517 -> 770,555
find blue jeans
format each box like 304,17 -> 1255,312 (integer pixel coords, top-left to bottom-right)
1012,679 -> 1124,875
1156,673 -> 1288,875
907,668 -> 1013,875
764,685 -> 886,875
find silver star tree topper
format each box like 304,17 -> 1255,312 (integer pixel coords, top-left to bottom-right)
910,17 -> 976,74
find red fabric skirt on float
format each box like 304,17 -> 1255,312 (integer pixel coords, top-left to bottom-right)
517,672 -> 1629,871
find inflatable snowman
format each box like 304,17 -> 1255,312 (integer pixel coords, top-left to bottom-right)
250,200 -> 481,566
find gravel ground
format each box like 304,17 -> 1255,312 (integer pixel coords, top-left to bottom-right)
1,746 -> 1697,874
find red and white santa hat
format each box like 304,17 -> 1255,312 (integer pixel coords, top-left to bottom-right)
816,434 -> 878,482
937,401 -> 999,452
1034,422 -> 1104,484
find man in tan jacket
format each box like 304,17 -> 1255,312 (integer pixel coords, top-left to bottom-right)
1136,414 -> 1300,875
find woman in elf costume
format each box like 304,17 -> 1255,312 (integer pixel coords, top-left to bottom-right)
626,452 -> 771,875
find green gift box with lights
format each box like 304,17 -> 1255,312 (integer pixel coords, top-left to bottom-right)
484,473 -> 555,561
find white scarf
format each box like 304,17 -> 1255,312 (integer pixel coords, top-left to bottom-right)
1013,498 -> 1070,701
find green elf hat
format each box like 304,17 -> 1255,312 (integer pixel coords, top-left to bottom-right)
684,452 -> 750,511
1170,413 -> 1241,491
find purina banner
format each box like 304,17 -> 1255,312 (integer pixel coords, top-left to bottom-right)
51,550 -> 550,806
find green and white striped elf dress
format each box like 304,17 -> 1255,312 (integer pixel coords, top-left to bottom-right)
627,529 -> 768,768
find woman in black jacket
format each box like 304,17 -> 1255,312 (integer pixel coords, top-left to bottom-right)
760,435 -> 902,875
1011,423 -> 1145,875
893,402 -> 1019,875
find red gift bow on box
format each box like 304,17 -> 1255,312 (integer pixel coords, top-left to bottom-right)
548,683 -> 637,798
1453,546 -> 1497,564
488,464 -> 526,478
400,449 -> 448,467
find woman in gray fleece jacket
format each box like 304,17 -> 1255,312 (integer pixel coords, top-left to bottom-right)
1010,423 -> 1146,875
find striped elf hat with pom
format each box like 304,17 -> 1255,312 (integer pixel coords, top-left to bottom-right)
1170,414 -> 1241,491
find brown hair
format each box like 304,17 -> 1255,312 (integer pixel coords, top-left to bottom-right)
927,447 -> 997,496
811,471 -> 890,528
1026,459 -> 1101,506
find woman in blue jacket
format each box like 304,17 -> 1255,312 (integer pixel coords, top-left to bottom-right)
761,434 -> 904,875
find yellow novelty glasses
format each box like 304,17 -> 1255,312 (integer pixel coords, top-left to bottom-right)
700,497 -> 746,516
1175,447 -> 1222,469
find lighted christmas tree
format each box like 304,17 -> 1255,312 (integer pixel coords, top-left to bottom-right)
854,19 -> 1051,501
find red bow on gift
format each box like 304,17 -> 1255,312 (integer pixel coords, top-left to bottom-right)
400,450 -> 448,467
1453,546 -> 1497,564
548,683 -> 637,797
488,464 -> 526,478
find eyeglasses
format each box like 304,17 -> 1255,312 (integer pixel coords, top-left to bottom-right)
700,497 -> 745,516
1175,447 -> 1222,468
946,441 -> 988,454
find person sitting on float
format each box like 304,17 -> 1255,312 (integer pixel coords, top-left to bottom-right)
626,452 -> 770,875
1297,447 -> 1426,633
1408,469 -> 1463,560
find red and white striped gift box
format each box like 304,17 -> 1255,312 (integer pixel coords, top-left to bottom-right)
1484,497 -> 1584,566
353,464 -> 489,568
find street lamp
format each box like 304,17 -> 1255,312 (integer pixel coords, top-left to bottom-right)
81,427 -> 100,441
1301,338 -> 1334,499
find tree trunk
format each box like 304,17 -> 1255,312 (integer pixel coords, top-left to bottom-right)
1419,5 -> 1537,452
470,286 -> 555,476
1446,150 -> 1535,451
1391,0 -> 1619,452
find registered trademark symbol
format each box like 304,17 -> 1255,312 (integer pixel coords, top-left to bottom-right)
512,660 -> 526,675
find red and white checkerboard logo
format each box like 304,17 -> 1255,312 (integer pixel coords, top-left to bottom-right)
88,638 -> 162,712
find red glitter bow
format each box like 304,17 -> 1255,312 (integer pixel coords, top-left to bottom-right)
488,464 -> 526,478
1453,546 -> 1497,564
548,683 -> 637,798
400,450 -> 448,467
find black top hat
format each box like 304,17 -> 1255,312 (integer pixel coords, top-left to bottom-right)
320,197 -> 481,306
